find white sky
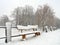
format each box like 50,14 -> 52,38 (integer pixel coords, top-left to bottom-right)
0,0 -> 60,19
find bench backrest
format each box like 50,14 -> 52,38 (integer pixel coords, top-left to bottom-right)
17,25 -> 38,29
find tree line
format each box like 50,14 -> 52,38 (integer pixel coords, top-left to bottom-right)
11,4 -> 55,27
0,4 -> 60,29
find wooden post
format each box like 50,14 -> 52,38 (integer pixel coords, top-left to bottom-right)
5,22 -> 12,43
22,34 -> 26,40
33,28 -> 34,31
35,32 -> 40,36
5,27 -> 7,43
21,29 -> 23,33
35,29 -> 37,31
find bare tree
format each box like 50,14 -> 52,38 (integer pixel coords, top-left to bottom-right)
11,7 -> 24,25
11,5 -> 34,26
0,15 -> 9,26
35,6 -> 43,27
35,4 -> 55,32
55,17 -> 60,28
22,5 -> 34,25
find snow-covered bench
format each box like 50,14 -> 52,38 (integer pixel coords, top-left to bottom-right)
17,25 -> 40,40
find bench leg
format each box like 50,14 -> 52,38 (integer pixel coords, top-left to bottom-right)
35,29 -> 37,31
22,34 -> 26,40
21,30 -> 23,33
33,28 -> 34,31
35,32 -> 40,36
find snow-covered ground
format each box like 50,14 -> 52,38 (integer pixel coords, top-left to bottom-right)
0,28 -> 60,45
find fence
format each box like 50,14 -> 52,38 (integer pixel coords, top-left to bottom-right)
0,22 -> 39,43
0,22 -> 17,43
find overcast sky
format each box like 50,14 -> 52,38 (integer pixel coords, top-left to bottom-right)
0,0 -> 60,19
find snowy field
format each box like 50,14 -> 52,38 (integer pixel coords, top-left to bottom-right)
0,28 -> 60,45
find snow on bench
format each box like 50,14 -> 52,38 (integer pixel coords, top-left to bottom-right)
28,25 -> 38,31
17,25 -> 38,32
17,25 -> 31,32
28,25 -> 38,28
17,25 -> 30,29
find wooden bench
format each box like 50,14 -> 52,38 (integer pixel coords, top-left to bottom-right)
16,25 -> 40,40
